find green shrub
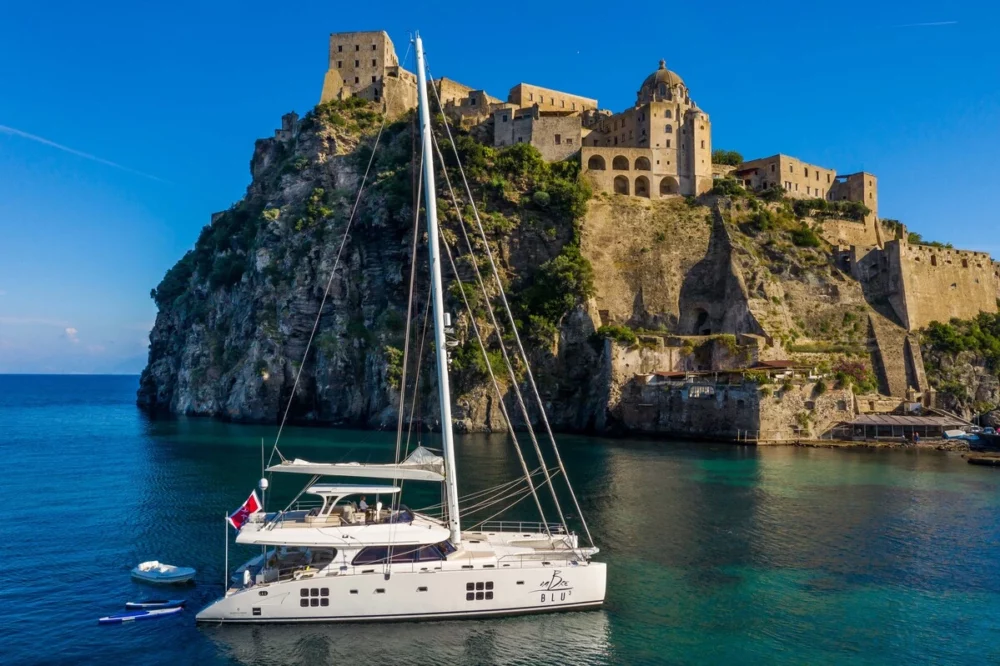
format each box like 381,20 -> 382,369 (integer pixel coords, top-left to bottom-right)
151,251 -> 195,306
384,346 -> 403,389
532,190 -> 551,207
790,224 -> 822,248
711,178 -> 745,197
209,253 -> 246,289
592,324 -> 638,346
833,360 -> 878,394
758,185 -> 786,203
907,231 -> 953,249
519,244 -> 595,326
711,149 -> 743,166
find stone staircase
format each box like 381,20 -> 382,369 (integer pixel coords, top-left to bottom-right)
868,312 -> 914,397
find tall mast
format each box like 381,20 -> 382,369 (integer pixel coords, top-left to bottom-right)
414,33 -> 461,545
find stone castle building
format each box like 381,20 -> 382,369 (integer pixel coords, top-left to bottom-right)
580,61 -> 713,198
315,30 -> 1000,337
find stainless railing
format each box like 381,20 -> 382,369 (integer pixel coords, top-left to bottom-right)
474,521 -> 567,534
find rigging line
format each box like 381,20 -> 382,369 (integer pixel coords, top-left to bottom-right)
426,70 -> 594,548
460,486 -> 534,519
466,488 -> 548,533
459,482 -> 545,516
413,466 -> 547,511
384,137 -> 424,574
267,43 -> 414,470
430,129 -> 563,538
437,191 -> 552,538
392,146 -> 423,471
403,294 -> 431,456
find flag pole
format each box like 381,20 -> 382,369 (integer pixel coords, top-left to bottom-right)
224,512 -> 228,592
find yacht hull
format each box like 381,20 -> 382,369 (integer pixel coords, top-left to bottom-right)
196,562 -> 606,624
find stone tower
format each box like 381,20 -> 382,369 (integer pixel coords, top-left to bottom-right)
319,30 -> 417,118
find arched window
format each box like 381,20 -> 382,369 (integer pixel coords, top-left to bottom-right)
635,156 -> 651,171
587,155 -> 606,171
660,177 -> 679,195
635,176 -> 650,198
612,155 -> 629,170
613,175 -> 630,195
931,255 -> 938,266
664,124 -> 673,133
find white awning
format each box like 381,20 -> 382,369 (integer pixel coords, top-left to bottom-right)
266,446 -> 445,482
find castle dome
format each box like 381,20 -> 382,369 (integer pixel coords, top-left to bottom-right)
638,60 -> 685,103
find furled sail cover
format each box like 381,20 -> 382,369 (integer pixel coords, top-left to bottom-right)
266,446 -> 445,482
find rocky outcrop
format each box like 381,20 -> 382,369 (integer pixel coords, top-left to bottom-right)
139,101 -> 919,436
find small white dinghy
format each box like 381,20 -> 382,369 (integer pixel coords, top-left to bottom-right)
131,561 -> 196,584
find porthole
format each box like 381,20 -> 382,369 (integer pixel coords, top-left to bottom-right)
310,598 -> 319,607
466,592 -> 474,601
320,588 -> 329,597
320,598 -> 329,607
350,589 -> 358,594
300,599 -> 309,607
418,586 -> 428,592
485,591 -> 494,600
258,591 -> 268,596
475,592 -> 484,600
476,582 -> 484,591
375,588 -> 385,594
310,588 -> 319,597
466,582 -> 474,591
300,589 -> 309,597
486,581 -> 494,590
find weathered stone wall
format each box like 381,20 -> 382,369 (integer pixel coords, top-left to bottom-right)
618,380 -> 761,438
493,109 -> 581,160
736,154 -> 836,199
887,240 -> 998,330
818,217 -> 879,248
758,384 -> 854,440
507,83 -> 597,112
525,114 -> 582,161
830,172 -> 878,220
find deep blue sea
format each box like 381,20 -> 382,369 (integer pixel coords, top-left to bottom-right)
2,374 -> 1000,665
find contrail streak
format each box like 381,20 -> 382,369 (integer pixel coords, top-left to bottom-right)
0,124 -> 167,182
895,21 -> 958,27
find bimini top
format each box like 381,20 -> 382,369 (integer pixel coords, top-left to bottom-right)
266,446 -> 445,482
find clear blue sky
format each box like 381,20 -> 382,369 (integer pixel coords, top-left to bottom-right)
1,0 -> 997,373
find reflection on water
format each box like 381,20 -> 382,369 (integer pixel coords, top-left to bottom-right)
5,376 -> 1000,665
206,610 -> 612,666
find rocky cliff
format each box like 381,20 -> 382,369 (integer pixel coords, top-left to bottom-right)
139,100 -> 613,430
139,101 -> 896,433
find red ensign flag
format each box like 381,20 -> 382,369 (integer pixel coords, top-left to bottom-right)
227,491 -> 262,530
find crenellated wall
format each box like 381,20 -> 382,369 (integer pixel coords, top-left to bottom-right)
875,240 -> 998,330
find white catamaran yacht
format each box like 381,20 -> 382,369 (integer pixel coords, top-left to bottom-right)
196,33 -> 606,624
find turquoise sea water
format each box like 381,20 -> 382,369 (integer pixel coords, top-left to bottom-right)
2,374 -> 1000,665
